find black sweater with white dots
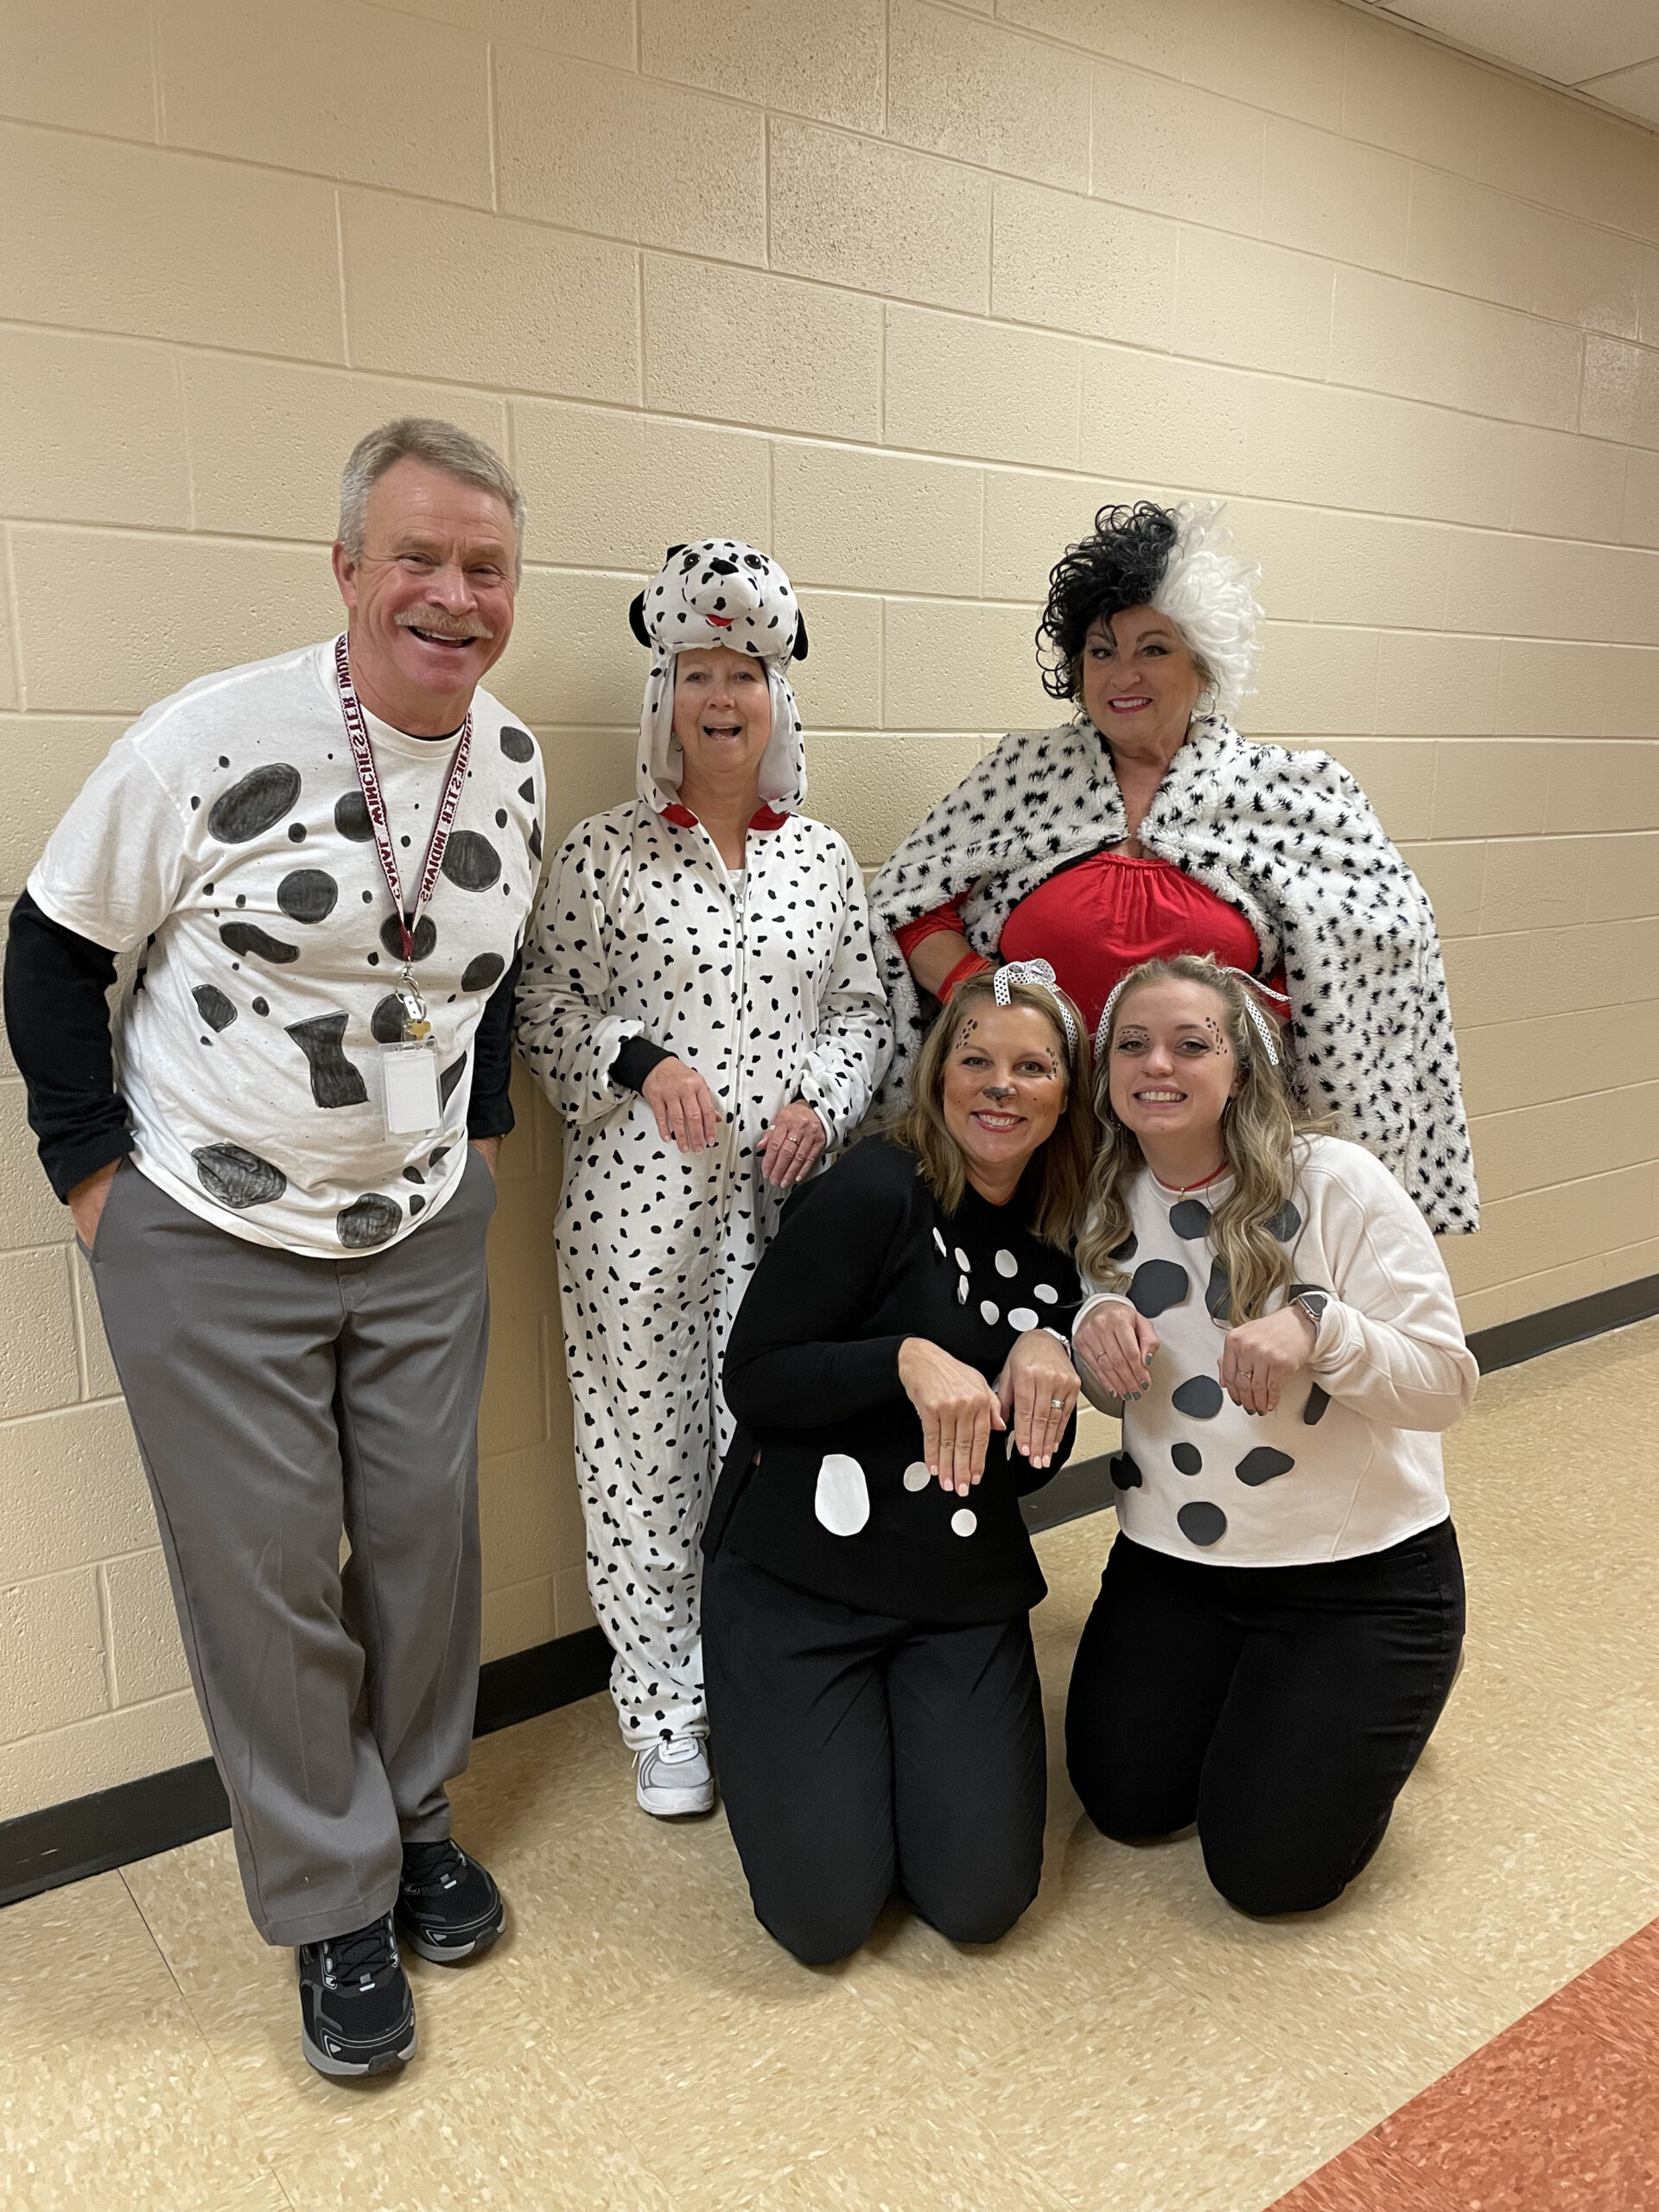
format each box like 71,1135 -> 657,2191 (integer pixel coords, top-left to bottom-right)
711,1136 -> 1080,1622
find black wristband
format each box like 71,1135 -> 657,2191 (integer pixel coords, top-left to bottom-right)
610,1034 -> 677,1092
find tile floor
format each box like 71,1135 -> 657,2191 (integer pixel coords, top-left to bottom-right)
4,1318 -> 1657,2212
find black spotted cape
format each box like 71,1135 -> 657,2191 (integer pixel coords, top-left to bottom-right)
868,715 -> 1478,1235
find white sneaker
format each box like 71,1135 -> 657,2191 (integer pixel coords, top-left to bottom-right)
634,1732 -> 715,1817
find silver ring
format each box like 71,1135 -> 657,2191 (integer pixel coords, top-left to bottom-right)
1049,1395 -> 1066,1409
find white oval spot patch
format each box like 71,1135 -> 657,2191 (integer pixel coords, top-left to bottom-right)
995,1249 -> 1018,1278
1007,1306 -> 1039,1332
902,1461 -> 931,1492
932,1227 -> 947,1256
957,1276 -> 969,1304
954,1246 -> 970,1272
950,1509 -> 978,1538
814,1453 -> 870,1536
1033,1282 -> 1058,1305
980,1300 -> 1000,1325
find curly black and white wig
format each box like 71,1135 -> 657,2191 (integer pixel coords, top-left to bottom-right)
1035,499 -> 1262,717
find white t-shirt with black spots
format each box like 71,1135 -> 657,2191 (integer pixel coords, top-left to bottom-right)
1075,1135 -> 1477,1567
28,639 -> 544,1257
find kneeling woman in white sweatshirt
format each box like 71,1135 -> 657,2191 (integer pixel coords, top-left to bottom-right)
1069,953 -> 1476,1916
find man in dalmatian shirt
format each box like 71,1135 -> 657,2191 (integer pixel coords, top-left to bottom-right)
4,420 -> 544,2082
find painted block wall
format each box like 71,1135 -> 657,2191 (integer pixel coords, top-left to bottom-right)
3,0 -> 1656,1816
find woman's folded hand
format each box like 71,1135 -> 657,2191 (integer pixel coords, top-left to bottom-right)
1073,1297 -> 1160,1406
897,1337 -> 1006,1497
995,1330 -> 1078,1471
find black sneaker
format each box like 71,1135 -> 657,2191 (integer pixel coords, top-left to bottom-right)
395,1839 -> 505,1964
296,1914 -> 417,2079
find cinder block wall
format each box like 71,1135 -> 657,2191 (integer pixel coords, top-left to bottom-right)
3,0 -> 1656,1816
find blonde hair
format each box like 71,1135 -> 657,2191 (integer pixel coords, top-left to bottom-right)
1077,954 -> 1329,1322
888,975 -> 1096,1250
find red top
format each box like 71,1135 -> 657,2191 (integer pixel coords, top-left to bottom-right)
663,802 -> 791,832
894,849 -> 1269,1039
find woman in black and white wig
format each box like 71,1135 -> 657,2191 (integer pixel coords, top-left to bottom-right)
1068,953 -> 1476,1916
517,542 -> 891,1820
702,961 -> 1091,1964
869,501 -> 1477,1239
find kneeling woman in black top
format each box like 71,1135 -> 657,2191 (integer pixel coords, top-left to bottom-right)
703,961 -> 1094,1964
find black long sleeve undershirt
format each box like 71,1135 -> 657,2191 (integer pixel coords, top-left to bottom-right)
3,891 -> 135,1201
3,892 -> 521,1197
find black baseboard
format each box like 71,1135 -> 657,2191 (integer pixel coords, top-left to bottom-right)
5,1273 -> 1655,1912
0,1625 -> 615,1911
1022,1452 -> 1118,1533
1465,1271 -> 1659,1374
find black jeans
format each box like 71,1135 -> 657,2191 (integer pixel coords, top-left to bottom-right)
1065,1521 -> 1465,1916
702,1547 -> 1047,1965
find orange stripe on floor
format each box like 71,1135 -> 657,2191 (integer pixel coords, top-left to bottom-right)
1269,1915 -> 1659,2209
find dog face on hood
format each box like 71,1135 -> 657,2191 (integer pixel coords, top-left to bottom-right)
629,541 -> 809,665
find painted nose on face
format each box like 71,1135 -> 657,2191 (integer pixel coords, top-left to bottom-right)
983,1078 -> 1017,1100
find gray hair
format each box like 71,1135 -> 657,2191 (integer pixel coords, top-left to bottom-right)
338,418 -> 526,582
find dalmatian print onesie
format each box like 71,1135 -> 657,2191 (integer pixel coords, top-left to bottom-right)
517,543 -> 893,1743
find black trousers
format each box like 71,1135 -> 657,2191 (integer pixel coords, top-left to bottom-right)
1065,1522 -> 1465,1916
702,1547 -> 1047,1964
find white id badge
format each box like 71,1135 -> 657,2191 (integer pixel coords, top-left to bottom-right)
383,1041 -> 442,1135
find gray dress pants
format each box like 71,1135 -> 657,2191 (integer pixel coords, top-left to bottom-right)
85,1152 -> 495,1947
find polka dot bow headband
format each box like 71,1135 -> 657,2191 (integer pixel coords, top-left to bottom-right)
992,958 -> 1077,1052
1093,968 -> 1291,1065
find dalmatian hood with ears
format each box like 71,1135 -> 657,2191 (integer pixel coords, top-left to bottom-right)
628,539 -> 810,816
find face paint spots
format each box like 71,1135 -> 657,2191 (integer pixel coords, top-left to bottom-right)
461,951 -> 505,992
285,1013 -> 369,1109
193,1143 -> 286,1208
219,921 -> 299,964
1172,1374 -> 1224,1419
1303,1383 -> 1331,1426
192,984 -> 236,1032
1178,1501 -> 1227,1547
1168,1198 -> 1212,1239
378,913 -> 436,963
1236,1446 -> 1296,1486
337,1192 -> 403,1248
499,725 -> 535,763
276,868 -> 339,924
440,830 -> 502,892
1109,1449 -> 1142,1490
334,790 -> 374,842
1128,1258 -> 1189,1317
207,763 -> 301,843
1172,1442 -> 1203,1475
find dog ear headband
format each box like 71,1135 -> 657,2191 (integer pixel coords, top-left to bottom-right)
988,958 -> 1078,1053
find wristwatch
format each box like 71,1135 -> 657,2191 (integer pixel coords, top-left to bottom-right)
1292,1288 -> 1329,1341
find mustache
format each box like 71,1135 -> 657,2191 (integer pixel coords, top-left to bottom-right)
395,608 -> 495,642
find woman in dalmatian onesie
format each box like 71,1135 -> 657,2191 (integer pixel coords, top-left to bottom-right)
1068,954 -> 1476,1917
869,501 -> 1478,1237
517,542 -> 891,1815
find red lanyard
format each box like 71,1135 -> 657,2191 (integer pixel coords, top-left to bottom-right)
334,635 -> 471,967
